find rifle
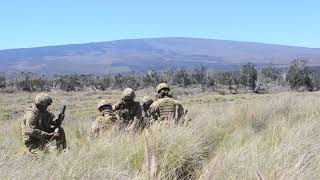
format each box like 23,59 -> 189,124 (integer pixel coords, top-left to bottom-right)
58,105 -> 66,124
51,105 -> 66,139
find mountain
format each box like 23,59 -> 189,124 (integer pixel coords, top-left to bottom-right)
1,37 -> 320,73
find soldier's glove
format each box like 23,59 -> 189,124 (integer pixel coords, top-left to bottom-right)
54,128 -> 60,136
48,128 -> 60,138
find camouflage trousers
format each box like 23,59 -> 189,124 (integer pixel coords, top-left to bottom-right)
24,127 -> 67,154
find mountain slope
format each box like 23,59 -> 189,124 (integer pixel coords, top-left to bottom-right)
1,37 -> 320,73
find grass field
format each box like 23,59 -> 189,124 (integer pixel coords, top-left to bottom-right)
0,89 -> 319,179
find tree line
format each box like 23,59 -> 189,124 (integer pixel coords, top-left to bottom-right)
0,59 -> 318,93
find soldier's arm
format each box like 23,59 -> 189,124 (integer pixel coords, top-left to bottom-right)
177,104 -> 185,119
135,102 -> 143,119
48,111 -> 57,127
24,111 -> 51,140
113,102 -> 122,111
148,103 -> 158,120
89,117 -> 100,138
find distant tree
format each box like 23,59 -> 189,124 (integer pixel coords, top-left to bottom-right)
29,75 -> 48,91
96,75 -> 111,90
143,70 -> 161,87
0,72 -> 6,89
240,63 -> 258,91
55,74 -> 83,91
286,59 -> 312,91
217,72 -> 232,89
216,71 -> 240,94
114,73 -> 125,89
78,74 -> 96,87
310,71 -> 320,90
17,72 -> 33,91
206,75 -> 215,89
191,66 -> 207,88
162,69 -> 175,85
123,75 -> 141,90
173,68 -> 191,87
261,63 -> 281,82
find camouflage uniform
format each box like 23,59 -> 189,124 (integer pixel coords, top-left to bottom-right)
114,88 -> 142,129
89,100 -> 118,138
20,93 -> 67,153
140,96 -> 154,129
141,96 -> 154,118
149,83 -> 185,124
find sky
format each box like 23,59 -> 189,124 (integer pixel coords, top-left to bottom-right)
0,0 -> 319,50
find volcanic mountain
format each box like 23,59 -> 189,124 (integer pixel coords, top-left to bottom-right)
1,37 -> 320,73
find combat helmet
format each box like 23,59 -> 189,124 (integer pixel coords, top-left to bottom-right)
156,83 -> 170,94
142,96 -> 154,110
122,88 -> 135,100
142,96 -> 153,104
35,93 -> 53,106
97,100 -> 112,112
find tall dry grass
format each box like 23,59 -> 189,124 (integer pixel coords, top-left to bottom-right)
0,90 -> 320,179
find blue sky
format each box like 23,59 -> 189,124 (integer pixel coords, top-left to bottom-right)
0,0 -> 319,49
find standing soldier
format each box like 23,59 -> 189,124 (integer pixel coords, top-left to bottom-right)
149,83 -> 185,124
114,88 -> 142,130
89,100 -> 118,138
20,93 -> 67,153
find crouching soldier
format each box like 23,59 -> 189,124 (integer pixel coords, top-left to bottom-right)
20,93 -> 67,154
141,96 -> 154,118
114,88 -> 143,131
140,96 -> 154,128
89,100 -> 118,138
149,83 -> 186,125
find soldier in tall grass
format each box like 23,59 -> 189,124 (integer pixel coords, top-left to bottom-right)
114,88 -> 143,131
89,100 -> 118,139
149,83 -> 185,125
20,93 -> 67,153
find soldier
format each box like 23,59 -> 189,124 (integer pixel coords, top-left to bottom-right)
140,96 -> 154,129
114,88 -> 142,130
20,93 -> 67,153
89,100 -> 118,138
149,83 -> 185,124
141,96 -> 154,118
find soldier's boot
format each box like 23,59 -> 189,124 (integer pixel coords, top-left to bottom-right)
56,127 -> 67,150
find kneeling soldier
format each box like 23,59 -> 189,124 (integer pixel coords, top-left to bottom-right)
149,83 -> 185,125
21,93 -> 67,153
90,100 -> 118,138
114,88 -> 142,130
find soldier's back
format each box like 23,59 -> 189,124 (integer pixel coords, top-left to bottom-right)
114,100 -> 142,124
149,97 -> 184,123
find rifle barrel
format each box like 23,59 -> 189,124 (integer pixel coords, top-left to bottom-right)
61,105 -> 66,114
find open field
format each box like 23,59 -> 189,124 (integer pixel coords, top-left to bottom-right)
0,89 -> 320,179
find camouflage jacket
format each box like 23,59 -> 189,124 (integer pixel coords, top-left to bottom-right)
114,100 -> 142,126
142,108 -> 150,119
149,97 -> 184,123
20,105 -> 56,145
89,112 -> 118,138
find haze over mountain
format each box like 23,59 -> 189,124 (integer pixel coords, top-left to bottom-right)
1,37 -> 320,73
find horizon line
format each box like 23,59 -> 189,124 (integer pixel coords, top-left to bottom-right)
0,37 -> 319,51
